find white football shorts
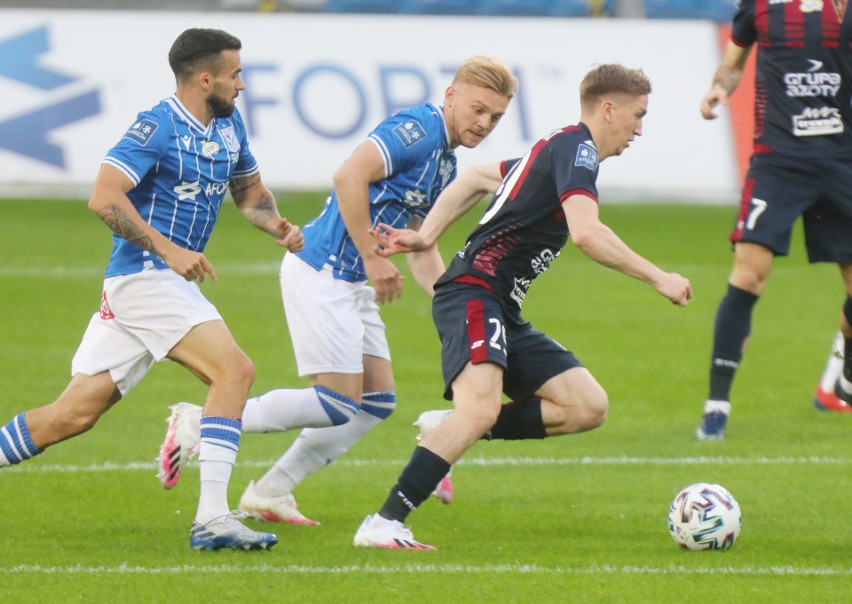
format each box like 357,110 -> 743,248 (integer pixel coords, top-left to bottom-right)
281,252 -> 390,376
71,269 -> 222,394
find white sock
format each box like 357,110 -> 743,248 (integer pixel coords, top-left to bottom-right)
254,409 -> 384,497
819,332 -> 845,391
703,399 -> 732,415
195,417 -> 241,525
242,386 -> 359,433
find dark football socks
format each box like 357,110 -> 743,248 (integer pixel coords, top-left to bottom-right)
708,284 -> 758,401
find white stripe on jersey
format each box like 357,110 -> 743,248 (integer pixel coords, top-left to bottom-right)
368,135 -> 393,176
102,158 -> 141,185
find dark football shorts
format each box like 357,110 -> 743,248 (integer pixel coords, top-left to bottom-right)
431,281 -> 583,402
730,153 -> 852,262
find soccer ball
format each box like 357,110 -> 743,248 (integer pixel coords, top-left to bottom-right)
667,483 -> 742,550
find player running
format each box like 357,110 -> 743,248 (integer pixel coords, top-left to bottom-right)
0,28 -> 303,551
157,56 -> 517,524
353,64 -> 692,549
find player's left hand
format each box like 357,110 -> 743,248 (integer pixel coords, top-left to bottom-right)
275,219 -> 304,252
656,272 -> 692,307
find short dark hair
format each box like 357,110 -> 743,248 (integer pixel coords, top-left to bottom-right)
168,28 -> 242,83
579,64 -> 652,109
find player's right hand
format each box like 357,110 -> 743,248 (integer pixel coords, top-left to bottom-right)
700,84 -> 728,120
363,254 -> 404,305
370,223 -> 427,257
163,247 -> 217,283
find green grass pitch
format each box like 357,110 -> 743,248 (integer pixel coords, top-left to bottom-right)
0,196 -> 850,602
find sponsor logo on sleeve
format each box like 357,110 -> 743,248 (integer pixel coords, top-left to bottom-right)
392,120 -> 427,148
123,119 -> 159,146
575,143 -> 599,170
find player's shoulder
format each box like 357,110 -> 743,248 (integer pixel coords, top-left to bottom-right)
116,98 -> 176,149
535,123 -> 591,155
373,103 -> 446,148
392,102 -> 443,125
543,124 -> 599,171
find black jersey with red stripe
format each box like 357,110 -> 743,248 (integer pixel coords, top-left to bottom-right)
436,123 -> 599,316
732,0 -> 852,156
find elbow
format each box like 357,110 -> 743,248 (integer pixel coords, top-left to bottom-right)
87,192 -> 107,217
333,166 -> 364,193
570,229 -> 593,252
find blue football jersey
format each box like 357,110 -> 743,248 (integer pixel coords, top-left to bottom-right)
297,103 -> 457,282
101,95 -> 258,277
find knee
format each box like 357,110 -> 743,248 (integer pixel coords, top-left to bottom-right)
222,353 -> 255,390
464,403 -> 502,437
580,390 -> 608,430
549,390 -> 608,436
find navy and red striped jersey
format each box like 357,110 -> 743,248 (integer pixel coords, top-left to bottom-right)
436,123 -> 599,317
732,0 -> 852,156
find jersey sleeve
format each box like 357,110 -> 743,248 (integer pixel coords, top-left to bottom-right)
102,111 -> 170,186
500,158 -> 522,177
552,134 -> 598,204
367,112 -> 441,178
229,108 -> 259,178
731,0 -> 756,48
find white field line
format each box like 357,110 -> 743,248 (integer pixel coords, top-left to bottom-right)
1,563 -> 851,576
5,455 -> 850,474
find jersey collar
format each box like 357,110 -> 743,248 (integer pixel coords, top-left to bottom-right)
165,95 -> 215,137
432,103 -> 451,149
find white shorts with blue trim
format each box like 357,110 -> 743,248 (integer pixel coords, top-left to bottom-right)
71,269 -> 222,394
281,252 -> 390,376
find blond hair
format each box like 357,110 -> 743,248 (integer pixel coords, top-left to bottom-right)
453,56 -> 519,98
579,64 -> 651,110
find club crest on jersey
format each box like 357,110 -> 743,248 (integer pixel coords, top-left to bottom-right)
123,119 -> 159,147
393,121 -> 427,148
800,0 -> 823,11
220,126 -> 240,152
575,143 -> 599,170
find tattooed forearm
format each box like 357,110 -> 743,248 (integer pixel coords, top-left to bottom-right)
229,173 -> 261,204
248,193 -> 281,231
98,203 -> 154,251
230,174 -> 281,235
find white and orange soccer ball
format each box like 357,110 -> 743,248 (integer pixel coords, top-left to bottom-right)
667,483 -> 742,551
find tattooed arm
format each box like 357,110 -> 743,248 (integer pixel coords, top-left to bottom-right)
229,172 -> 303,252
88,164 -> 217,282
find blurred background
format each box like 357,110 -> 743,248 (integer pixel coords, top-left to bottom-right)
0,1 -> 744,201
0,1 -> 736,20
